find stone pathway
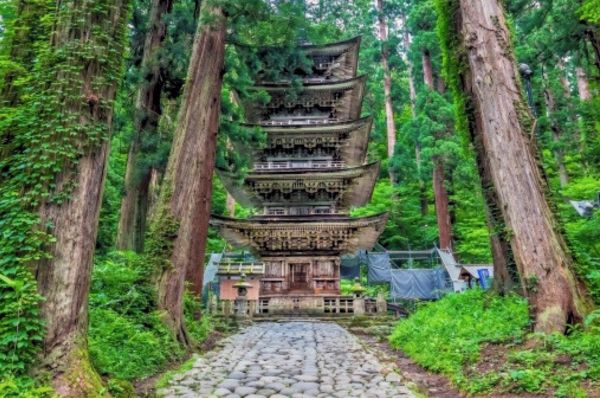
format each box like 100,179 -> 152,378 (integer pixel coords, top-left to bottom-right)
160,322 -> 414,398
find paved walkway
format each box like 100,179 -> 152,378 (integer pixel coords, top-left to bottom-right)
160,322 -> 414,398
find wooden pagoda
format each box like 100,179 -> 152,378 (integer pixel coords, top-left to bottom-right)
211,37 -> 388,311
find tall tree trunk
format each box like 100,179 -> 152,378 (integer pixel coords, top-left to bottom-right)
432,157 -> 452,250
432,82 -> 453,250
116,0 -> 174,252
446,0 -> 592,332
437,75 -> 446,93
422,49 -> 434,90
376,0 -> 397,180
402,19 -> 417,118
226,192 -> 236,217
576,68 -> 592,101
29,1 -> 129,396
148,6 -> 226,340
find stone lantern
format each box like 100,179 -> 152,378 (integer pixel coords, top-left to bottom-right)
233,273 -> 253,315
350,277 -> 367,299
350,277 -> 366,315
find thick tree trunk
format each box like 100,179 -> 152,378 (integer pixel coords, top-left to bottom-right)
452,0 -> 592,332
576,68 -> 592,101
422,49 -> 434,90
116,0 -> 174,252
149,6 -> 225,340
432,158 -> 452,250
376,0 -> 397,173
31,1 -> 129,396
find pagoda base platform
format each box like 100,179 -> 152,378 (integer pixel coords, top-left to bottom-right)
210,295 -> 384,317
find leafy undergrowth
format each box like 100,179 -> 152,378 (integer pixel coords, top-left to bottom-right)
389,289 -> 600,397
88,251 -> 214,392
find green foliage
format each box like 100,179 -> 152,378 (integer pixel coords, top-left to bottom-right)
89,309 -> 184,381
0,374 -> 54,398
89,252 -> 180,380
88,251 -> 214,381
0,272 -> 44,378
390,289 -> 600,396
389,290 -> 530,375
341,265 -> 390,299
579,0 -> 600,23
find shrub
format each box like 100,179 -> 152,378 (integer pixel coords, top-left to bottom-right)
389,289 -> 530,374
89,309 -> 185,380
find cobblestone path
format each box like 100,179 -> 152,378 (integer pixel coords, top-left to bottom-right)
160,322 -> 414,398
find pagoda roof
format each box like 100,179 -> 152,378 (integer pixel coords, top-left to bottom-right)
242,75 -> 367,124
256,36 -> 362,84
241,116 -> 373,168
217,161 -> 380,210
210,212 -> 389,256
302,37 -> 361,80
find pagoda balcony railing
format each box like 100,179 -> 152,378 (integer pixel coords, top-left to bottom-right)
263,118 -> 339,126
255,160 -> 345,170
264,208 -> 341,216
216,262 -> 265,276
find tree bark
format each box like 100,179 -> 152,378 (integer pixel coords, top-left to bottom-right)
402,19 -> 417,118
149,5 -> 225,340
226,191 -> 236,217
116,0 -> 174,252
576,68 -> 592,101
451,0 -> 592,332
30,1 -> 129,396
422,49 -> 434,90
432,158 -> 452,250
376,0 -> 397,174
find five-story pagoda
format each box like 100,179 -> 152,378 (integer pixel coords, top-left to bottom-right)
211,37 -> 388,307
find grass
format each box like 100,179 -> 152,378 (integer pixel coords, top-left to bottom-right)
389,289 -> 600,396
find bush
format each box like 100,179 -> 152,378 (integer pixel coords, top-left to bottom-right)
389,289 -> 530,374
88,251 -> 213,382
89,309 -> 185,380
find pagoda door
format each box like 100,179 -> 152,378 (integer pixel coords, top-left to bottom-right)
290,263 -> 310,291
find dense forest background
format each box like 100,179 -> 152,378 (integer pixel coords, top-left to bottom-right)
1,0 -> 600,397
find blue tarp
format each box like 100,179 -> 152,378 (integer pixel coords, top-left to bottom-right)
390,268 -> 447,300
366,252 -> 392,284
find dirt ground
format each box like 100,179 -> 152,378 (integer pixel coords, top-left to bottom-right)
358,333 -> 463,398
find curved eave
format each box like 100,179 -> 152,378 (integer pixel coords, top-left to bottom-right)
252,74 -> 366,91
302,36 -> 361,81
301,36 -> 361,55
255,37 -> 361,83
348,160 -> 379,207
210,211 -> 389,256
242,75 -> 367,124
241,116 -> 372,167
216,169 -> 260,208
217,161 -> 380,209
